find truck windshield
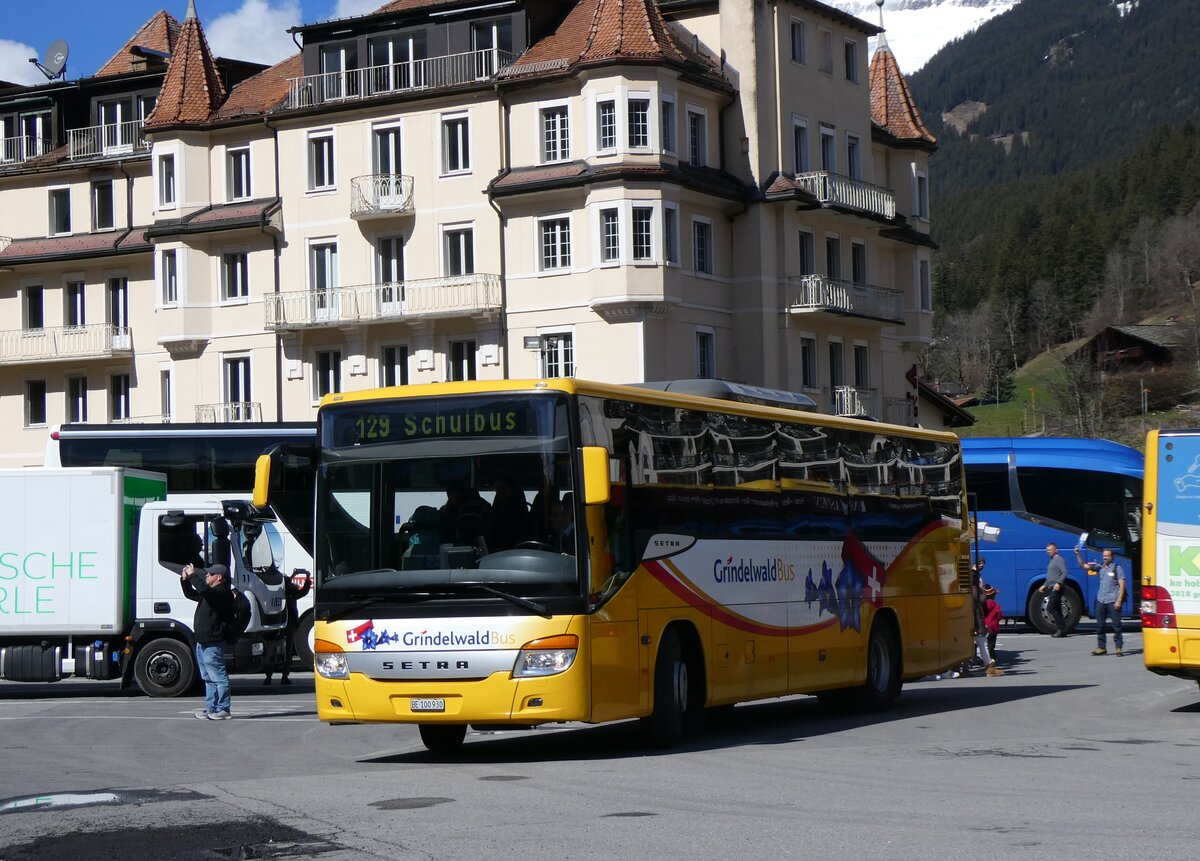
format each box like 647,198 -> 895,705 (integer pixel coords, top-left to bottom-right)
315,393 -> 580,603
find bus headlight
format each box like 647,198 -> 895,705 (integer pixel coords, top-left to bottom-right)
513,635 -> 578,678
315,652 -> 349,679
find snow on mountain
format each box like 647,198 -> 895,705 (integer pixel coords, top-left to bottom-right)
833,0 -> 1021,73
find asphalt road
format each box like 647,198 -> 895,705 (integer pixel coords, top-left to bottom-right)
1,624 -> 1198,861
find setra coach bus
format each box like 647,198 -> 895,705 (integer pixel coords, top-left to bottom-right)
255,379 -> 974,751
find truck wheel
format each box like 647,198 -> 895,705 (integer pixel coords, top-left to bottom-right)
419,723 -> 466,753
293,612 -> 315,668
134,638 -> 195,698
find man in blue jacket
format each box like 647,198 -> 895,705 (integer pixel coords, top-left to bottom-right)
181,562 -> 236,720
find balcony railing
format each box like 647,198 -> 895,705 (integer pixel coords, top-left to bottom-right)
284,49 -> 516,109
351,174 -> 415,218
795,171 -> 896,220
67,121 -> 147,160
827,385 -> 877,418
786,274 -> 904,324
195,402 -> 262,423
0,324 -> 132,365
1,136 -> 53,165
264,273 -> 502,330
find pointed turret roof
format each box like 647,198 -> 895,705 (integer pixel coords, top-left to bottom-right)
868,28 -> 935,145
94,11 -> 182,78
144,2 -> 227,128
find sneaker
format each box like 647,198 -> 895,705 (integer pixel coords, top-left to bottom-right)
1052,632 -> 1067,638
194,710 -> 212,720
1092,648 -> 1107,656
207,711 -> 232,721
1115,648 -> 1124,657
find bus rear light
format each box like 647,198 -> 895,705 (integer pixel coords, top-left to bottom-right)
513,634 -> 578,678
1141,585 -> 1176,629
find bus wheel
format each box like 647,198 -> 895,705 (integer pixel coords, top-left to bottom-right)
854,621 -> 901,713
419,723 -> 466,753
1059,588 -> 1083,633
644,628 -> 691,747
134,638 -> 194,698
1026,589 -> 1083,634
293,613 -> 315,668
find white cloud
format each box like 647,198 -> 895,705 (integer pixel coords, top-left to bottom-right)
207,0 -> 304,66
0,38 -> 44,86
334,0 -> 387,18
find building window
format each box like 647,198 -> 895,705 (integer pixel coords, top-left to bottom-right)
828,341 -> 844,387
661,96 -> 676,154
693,219 -> 713,275
158,154 -> 176,206
919,259 -> 932,311
664,204 -> 679,264
373,124 -> 402,174
107,277 -> 129,328
818,27 -> 833,74
67,375 -> 88,423
315,350 -> 342,399
110,373 -> 131,421
628,98 -> 649,148
597,99 -> 616,151
851,242 -> 866,285
66,281 -> 86,326
25,285 -> 44,329
227,146 -> 251,200
49,188 -> 70,235
224,356 -> 251,415
161,251 -> 178,305
632,207 -> 653,261
800,336 -> 817,389
542,106 -> 569,162
380,345 -> 408,387
377,235 -> 404,292
600,208 -> 620,263
448,340 -> 476,382
820,124 -> 836,171
26,380 -> 47,427
696,330 -> 715,379
540,333 -> 574,378
442,115 -> 470,173
308,131 -> 335,190
793,120 -> 809,173
825,236 -> 841,279
310,242 -> 338,294
844,40 -> 859,83
847,134 -> 861,180
160,369 -> 172,421
443,227 -> 474,276
222,252 -> 249,300
853,343 -> 870,388
687,110 -> 707,167
540,217 -> 571,270
92,180 -> 115,230
914,168 -> 930,219
791,20 -> 806,63
798,230 -> 815,275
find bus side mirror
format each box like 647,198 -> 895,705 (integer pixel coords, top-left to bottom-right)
253,453 -> 272,509
581,446 -> 611,506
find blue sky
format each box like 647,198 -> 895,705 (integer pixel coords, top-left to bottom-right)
0,0 -> 389,84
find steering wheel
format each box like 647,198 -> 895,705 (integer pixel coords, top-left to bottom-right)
514,540 -> 556,552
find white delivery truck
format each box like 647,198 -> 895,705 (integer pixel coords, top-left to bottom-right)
0,467 -> 291,696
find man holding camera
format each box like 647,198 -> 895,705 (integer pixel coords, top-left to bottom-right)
181,562 -> 236,720
1076,546 -> 1126,656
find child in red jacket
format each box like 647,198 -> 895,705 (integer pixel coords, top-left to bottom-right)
983,584 -> 1003,673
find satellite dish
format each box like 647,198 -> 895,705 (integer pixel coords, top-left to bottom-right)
30,39 -> 69,81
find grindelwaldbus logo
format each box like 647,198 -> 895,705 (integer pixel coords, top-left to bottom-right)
713,555 -> 797,583
402,628 -> 517,647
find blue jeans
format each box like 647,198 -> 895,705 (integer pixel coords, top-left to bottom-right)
195,642 -> 231,714
1094,601 -> 1123,650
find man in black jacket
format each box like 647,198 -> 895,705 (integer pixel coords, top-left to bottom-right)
181,562 -> 235,719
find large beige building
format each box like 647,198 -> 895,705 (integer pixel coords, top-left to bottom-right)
0,0 -> 963,468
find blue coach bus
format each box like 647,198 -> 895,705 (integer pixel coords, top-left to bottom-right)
962,438 -> 1143,633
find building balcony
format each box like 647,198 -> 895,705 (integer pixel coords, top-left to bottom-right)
350,174 -> 415,219
284,49 -> 516,110
827,385 -> 877,418
195,402 -> 262,423
67,121 -> 147,160
0,324 -> 132,366
264,273 -> 502,330
795,171 -> 896,220
1,136 -> 53,165
786,274 -> 904,325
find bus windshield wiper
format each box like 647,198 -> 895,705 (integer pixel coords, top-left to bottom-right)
468,584 -> 552,618
323,592 -> 430,622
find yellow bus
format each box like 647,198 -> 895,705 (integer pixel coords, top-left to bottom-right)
256,379 -> 974,751
1141,429 -> 1200,687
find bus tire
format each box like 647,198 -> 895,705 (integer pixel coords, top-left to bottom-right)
133,638 -> 195,698
643,627 -> 698,747
419,723 -> 466,753
293,612 -> 315,668
853,620 -> 902,713
1026,587 -> 1084,634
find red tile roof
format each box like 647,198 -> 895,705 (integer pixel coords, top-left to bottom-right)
94,11 -> 181,78
869,43 -> 935,145
144,11 -> 226,127
0,230 -> 151,266
210,54 -> 301,121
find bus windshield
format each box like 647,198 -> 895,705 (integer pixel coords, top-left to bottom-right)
316,393 -> 580,602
